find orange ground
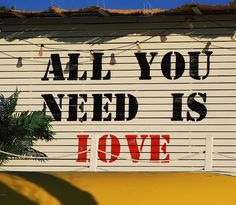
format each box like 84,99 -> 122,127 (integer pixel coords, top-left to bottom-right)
0,172 -> 235,205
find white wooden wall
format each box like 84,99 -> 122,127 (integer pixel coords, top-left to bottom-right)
1,14 -> 236,173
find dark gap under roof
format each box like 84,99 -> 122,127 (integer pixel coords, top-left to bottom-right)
0,3 -> 236,18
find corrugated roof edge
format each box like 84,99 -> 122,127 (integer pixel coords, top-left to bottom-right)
0,3 -> 236,17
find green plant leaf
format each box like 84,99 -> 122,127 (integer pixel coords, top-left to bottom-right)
0,91 -> 55,165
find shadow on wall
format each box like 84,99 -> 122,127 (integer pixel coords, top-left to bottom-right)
0,172 -> 97,205
0,16 -> 231,46
0,182 -> 36,205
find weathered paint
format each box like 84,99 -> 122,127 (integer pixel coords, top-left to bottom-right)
1,14 -> 236,172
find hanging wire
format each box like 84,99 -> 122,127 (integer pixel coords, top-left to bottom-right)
0,149 -> 90,160
189,35 -> 236,52
0,17 -> 236,65
0,148 -> 204,166
97,149 -> 205,164
0,18 -> 186,66
0,18 -> 184,56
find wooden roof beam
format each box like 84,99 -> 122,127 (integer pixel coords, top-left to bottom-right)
56,12 -> 69,18
191,5 -> 203,15
11,11 -> 26,18
51,11 -> 69,18
97,9 -> 110,17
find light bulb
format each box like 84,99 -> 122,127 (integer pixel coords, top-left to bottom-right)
136,41 -> 142,52
202,41 -> 211,53
231,30 -> 236,40
16,57 -> 23,68
186,18 -> 194,29
110,53 -> 116,65
160,35 -> 167,42
90,50 -> 94,61
38,44 -> 44,56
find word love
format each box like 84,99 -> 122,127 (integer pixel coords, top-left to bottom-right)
41,51 -> 212,81
77,134 -> 170,163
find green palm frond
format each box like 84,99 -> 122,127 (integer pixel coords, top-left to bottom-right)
0,91 -> 54,165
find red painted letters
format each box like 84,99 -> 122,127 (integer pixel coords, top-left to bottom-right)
77,134 -> 170,163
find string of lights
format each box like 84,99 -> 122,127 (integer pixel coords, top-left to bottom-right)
0,17 -> 235,68
0,20 -> 185,67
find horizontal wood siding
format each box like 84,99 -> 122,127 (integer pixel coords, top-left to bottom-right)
0,14 -> 236,173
